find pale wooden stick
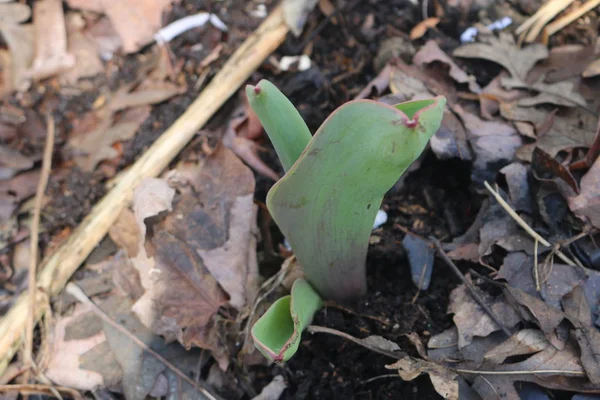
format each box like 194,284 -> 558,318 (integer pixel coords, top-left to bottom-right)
23,116 -> 54,383
546,0 -> 600,37
516,0 -> 575,42
0,6 -> 288,376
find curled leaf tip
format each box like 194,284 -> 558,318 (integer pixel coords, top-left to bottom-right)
253,85 -> 261,95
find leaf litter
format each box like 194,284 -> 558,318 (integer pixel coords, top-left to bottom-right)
2,0 -> 600,399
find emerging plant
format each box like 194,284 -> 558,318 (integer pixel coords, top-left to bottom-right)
247,80 -> 445,362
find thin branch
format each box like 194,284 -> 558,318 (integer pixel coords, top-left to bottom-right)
456,368 -> 586,376
24,115 -> 55,380
431,238 -> 512,337
483,181 -> 581,269
0,384 -> 82,399
65,283 -> 222,400
307,325 -> 405,360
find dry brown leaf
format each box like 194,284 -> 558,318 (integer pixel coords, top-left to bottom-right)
0,145 -> 34,179
66,0 -> 179,53
109,208 -> 140,257
454,34 -> 548,82
410,18 -> 441,40
70,106 -> 151,170
562,286 -> 600,383
479,73 -> 526,119
109,82 -> 186,111
483,329 -> 549,364
567,156 -> 600,229
25,0 -> 75,82
414,40 -> 480,93
502,76 -> 586,108
583,58 -> 600,78
449,283 -> 520,348
60,13 -> 104,84
0,23 -> 35,92
470,340 -> 587,399
500,103 -> 597,161
453,104 -> 521,186
386,356 -> 459,400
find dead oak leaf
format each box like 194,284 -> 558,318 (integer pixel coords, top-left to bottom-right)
500,103 -> 597,162
502,76 -> 586,108
453,34 -> 548,82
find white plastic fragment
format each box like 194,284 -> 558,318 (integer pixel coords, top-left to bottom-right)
278,55 -> 311,71
154,12 -> 228,44
250,3 -> 268,18
460,16 -> 512,43
373,209 -> 388,230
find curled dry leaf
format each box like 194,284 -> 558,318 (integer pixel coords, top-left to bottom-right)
532,147 -> 579,194
483,329 -> 549,364
413,40 -> 481,94
386,356 -> 458,400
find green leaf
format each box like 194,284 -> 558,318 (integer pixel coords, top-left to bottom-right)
266,97 -> 446,300
251,278 -> 323,363
246,80 -> 312,172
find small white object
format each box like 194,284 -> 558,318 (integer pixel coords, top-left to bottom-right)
154,12 -> 228,44
250,3 -> 268,18
460,16 -> 513,43
373,210 -> 388,230
278,55 -> 311,71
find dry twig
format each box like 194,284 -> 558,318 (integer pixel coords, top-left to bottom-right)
23,116 -> 55,382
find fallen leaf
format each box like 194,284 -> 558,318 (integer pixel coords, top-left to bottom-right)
0,22 -> 35,92
483,329 -> 549,364
454,34 -> 548,82
70,106 -> 151,170
500,103 -> 596,162
45,304 -> 106,390
109,81 -> 185,111
454,104 -> 522,187
532,44 -> 594,83
410,18 -> 440,40
0,145 -> 34,180
0,170 -> 40,224
108,208 -> 140,257
60,13 -> 104,84
386,356 -> 459,400
414,40 -> 481,93
567,156 -> 600,229
562,286 -> 600,384
85,16 -> 123,59
25,0 -> 75,82
504,285 -> 568,349
479,73 -> 525,120
583,58 -> 600,78
449,283 -> 520,348
499,163 -> 533,213
502,77 -> 587,108
532,147 -> 579,193
161,146 -> 260,310
430,110 -> 473,161
66,0 -> 180,53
